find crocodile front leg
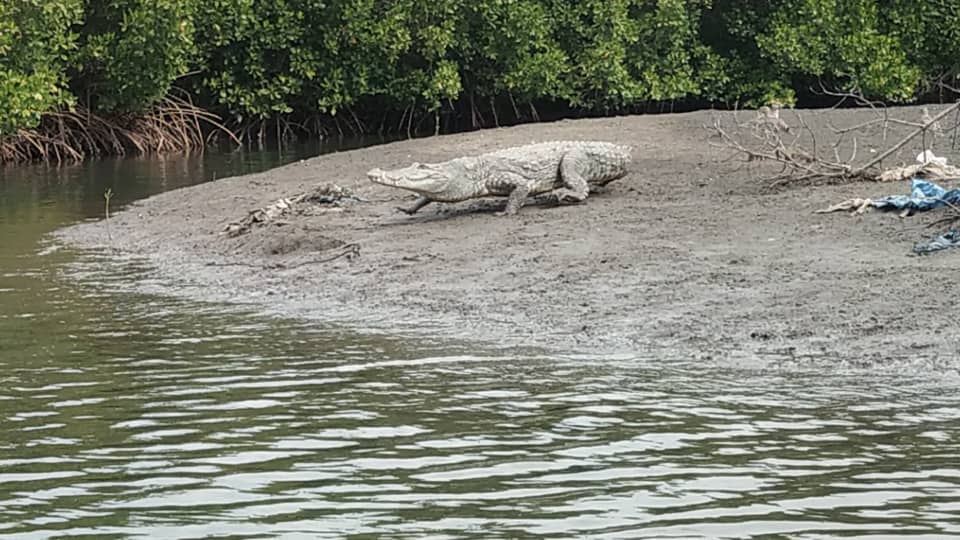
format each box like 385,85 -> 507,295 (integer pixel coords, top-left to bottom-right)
396,195 -> 432,215
499,183 -> 531,216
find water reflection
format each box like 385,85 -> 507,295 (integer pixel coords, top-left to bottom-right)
2,293 -> 960,539
3,146 -> 960,538
1,142 -> 342,231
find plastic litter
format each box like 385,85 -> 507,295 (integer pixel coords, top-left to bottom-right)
818,153 -> 960,254
916,149 -> 948,166
914,229 -> 960,254
871,178 -> 960,212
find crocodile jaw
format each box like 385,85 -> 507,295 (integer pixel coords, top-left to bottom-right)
367,163 -> 453,198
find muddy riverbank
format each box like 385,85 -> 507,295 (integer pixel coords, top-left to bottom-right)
55,106 -> 960,368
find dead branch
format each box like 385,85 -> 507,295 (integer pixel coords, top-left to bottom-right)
203,243 -> 360,270
851,102 -> 960,177
709,106 -> 860,184
709,93 -> 960,186
271,243 -> 360,269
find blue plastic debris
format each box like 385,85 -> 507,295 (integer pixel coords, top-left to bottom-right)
914,229 -> 960,254
872,179 -> 960,211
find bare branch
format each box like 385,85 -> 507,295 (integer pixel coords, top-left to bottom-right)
708,89 -> 960,187
851,102 -> 960,177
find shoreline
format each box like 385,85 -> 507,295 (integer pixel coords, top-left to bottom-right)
54,107 -> 960,369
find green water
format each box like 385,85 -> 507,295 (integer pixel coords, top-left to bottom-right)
2,148 -> 960,539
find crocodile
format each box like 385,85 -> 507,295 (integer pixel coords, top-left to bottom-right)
366,140 -> 632,216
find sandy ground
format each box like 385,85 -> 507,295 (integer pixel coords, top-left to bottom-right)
55,106 -> 960,369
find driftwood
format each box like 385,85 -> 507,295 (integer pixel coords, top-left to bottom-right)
816,155 -> 960,218
876,157 -> 960,183
223,183 -> 360,237
711,89 -> 960,253
709,96 -> 960,186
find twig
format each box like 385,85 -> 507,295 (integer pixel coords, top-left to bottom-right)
272,244 -> 360,269
935,197 -> 960,216
954,104 -> 960,151
204,244 -> 360,270
851,102 -> 960,177
104,188 -> 114,248
925,215 -> 960,230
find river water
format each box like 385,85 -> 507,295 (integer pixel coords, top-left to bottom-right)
2,147 -> 960,539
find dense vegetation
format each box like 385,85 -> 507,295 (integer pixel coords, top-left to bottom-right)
2,0 -> 960,160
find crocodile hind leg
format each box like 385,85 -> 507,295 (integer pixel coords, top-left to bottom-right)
396,195 -> 432,215
552,148 -> 591,204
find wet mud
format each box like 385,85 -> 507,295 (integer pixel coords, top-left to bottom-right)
55,106 -> 960,369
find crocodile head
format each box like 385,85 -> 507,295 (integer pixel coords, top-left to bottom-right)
367,162 -> 455,198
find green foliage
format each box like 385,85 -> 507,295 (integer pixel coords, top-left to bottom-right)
755,0 -> 920,101
192,0 -> 310,120
6,0 -> 960,139
628,0 -> 721,102
76,0 -> 196,113
883,1 -> 960,89
456,0 -> 569,102
0,0 -> 82,134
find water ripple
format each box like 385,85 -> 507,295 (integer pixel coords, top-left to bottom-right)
3,285 -> 960,538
